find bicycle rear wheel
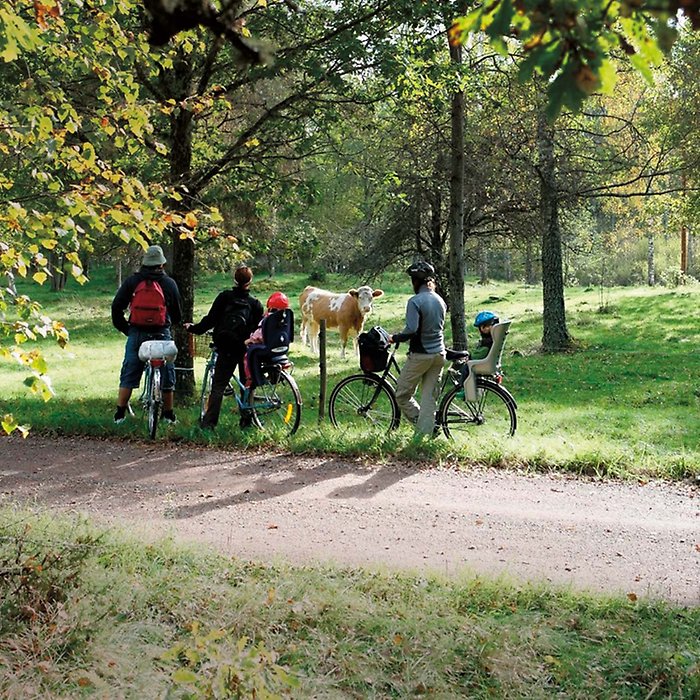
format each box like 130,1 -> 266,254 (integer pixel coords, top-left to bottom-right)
147,365 -> 162,439
328,373 -> 400,432
438,378 -> 516,440
249,369 -> 302,435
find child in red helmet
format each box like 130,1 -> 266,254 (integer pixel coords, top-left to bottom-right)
243,291 -> 290,387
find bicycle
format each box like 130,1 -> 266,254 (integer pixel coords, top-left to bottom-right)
193,333 -> 302,435
137,337 -> 178,439
328,322 -> 517,439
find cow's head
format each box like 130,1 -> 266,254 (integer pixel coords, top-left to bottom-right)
348,286 -> 384,315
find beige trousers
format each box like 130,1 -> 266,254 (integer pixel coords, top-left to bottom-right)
394,352 -> 446,435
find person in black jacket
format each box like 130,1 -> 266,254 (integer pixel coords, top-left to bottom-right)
185,265 -> 264,429
111,245 -> 182,424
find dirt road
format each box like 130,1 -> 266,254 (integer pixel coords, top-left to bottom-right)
1,435 -> 698,605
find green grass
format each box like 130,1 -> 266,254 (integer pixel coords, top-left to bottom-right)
2,268 -> 700,478
1,508 -> 698,698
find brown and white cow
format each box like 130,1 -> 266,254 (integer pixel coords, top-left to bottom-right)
299,285 -> 384,358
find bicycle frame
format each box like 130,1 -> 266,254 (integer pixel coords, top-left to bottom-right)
363,343 -> 466,401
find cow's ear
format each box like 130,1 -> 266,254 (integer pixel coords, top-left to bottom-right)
372,289 -> 384,298
348,289 -> 359,297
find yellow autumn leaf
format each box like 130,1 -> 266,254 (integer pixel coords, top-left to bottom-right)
32,271 -> 47,284
184,212 -> 198,228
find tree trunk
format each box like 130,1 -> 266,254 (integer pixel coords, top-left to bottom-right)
503,250 -> 512,282
537,106 -> 571,352
49,251 -> 67,292
647,233 -> 655,286
525,239 -> 537,285
447,40 -> 466,350
688,231 -> 694,277
681,225 -> 688,276
166,49 -> 196,402
477,242 -> 488,284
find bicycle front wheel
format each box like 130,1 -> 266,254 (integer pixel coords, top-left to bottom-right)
438,378 -> 516,440
200,361 -> 215,422
249,370 -> 302,435
147,365 -> 162,439
328,374 -> 400,432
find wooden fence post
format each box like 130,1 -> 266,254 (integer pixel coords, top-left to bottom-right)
318,319 -> 326,422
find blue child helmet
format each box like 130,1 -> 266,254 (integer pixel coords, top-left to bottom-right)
474,310 -> 499,328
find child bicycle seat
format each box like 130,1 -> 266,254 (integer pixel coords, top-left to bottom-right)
462,321 -> 511,401
249,309 -> 295,386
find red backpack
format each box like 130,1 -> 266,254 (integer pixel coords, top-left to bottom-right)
129,279 -> 167,327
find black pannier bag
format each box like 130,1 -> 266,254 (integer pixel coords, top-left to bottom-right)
358,326 -> 390,373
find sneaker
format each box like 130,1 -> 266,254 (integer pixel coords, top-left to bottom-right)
113,406 -> 127,424
239,410 -> 253,429
162,410 -> 177,424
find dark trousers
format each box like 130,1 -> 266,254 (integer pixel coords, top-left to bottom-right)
201,349 -> 243,428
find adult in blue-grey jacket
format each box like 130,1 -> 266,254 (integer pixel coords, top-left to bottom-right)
388,262 -> 446,436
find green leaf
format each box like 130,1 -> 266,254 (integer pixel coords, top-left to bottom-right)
630,53 -> 654,85
597,59 -> 617,94
487,0 -> 514,39
171,669 -> 198,683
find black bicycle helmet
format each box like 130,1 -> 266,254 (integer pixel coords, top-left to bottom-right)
406,261 -> 435,281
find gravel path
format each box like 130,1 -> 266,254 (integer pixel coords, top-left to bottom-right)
1,435 -> 698,605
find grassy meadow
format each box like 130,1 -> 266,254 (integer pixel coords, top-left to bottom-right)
2,266 -> 700,479
1,508 -> 698,699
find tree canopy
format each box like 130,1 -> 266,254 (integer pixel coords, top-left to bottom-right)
450,0 -> 699,118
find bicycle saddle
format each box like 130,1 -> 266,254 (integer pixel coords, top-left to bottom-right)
445,348 -> 469,361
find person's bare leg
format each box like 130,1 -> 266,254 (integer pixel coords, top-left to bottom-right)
117,387 -> 132,408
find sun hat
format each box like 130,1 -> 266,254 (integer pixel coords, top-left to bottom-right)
142,245 -> 166,266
